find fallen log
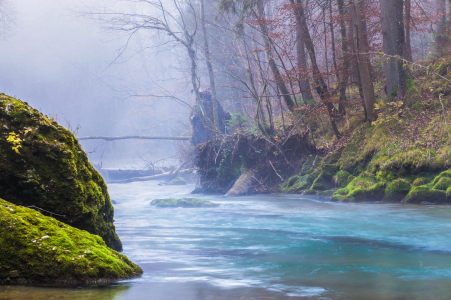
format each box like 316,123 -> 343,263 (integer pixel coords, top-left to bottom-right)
79,136 -> 191,141
225,170 -> 259,196
108,169 -> 192,184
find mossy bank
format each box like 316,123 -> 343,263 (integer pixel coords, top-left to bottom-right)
280,58 -> 451,203
0,94 -> 121,250
0,199 -> 142,285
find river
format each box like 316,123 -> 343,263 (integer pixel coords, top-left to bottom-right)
2,181 -> 451,299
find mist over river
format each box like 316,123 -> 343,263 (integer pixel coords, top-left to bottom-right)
2,181 -> 451,299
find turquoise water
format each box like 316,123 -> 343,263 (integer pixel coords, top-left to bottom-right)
2,181 -> 451,299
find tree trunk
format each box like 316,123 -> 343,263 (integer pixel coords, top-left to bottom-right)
347,13 -> 368,119
351,0 -> 377,123
436,0 -> 447,56
200,0 -> 220,132
293,0 -> 314,103
396,0 -> 407,107
255,0 -> 297,112
297,0 -> 342,138
380,0 -> 400,100
336,0 -> 349,115
404,0 -> 412,62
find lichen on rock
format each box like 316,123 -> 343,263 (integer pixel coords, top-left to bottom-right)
0,199 -> 142,285
0,94 -> 121,250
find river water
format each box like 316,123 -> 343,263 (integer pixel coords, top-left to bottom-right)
2,181 -> 451,300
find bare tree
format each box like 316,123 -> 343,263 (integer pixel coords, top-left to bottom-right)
292,0 -> 314,104
350,0 -> 377,123
0,0 -> 15,38
380,0 -> 406,106
200,0 -> 220,131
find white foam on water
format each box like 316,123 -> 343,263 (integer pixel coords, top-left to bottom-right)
267,284 -> 327,297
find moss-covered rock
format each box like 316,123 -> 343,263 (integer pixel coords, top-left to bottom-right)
168,177 -> 187,185
335,170 -> 354,188
431,170 -> 451,190
191,188 -> 203,194
432,177 -> 451,191
310,164 -> 338,191
0,199 -> 142,285
317,190 -> 334,197
384,179 -> 411,202
285,175 -> 299,187
299,155 -> 322,176
412,177 -> 427,186
150,198 -> 218,208
310,173 -> 334,190
0,94 -> 121,250
330,188 -> 348,202
346,187 -> 366,202
280,174 -> 313,194
303,189 -> 317,195
363,182 -> 385,200
402,186 -> 447,204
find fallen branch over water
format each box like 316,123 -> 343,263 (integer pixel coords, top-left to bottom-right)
79,136 -> 191,141
108,169 -> 192,183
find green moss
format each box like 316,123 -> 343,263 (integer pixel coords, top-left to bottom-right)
0,94 -> 121,251
402,186 -> 447,204
285,175 -> 299,188
280,174 -> 313,194
168,177 -> 187,185
366,182 -> 386,200
150,198 -> 218,208
384,179 -> 411,202
431,170 -> 451,186
432,177 -> 451,191
300,155 -> 322,176
331,188 -> 348,202
317,190 -> 334,197
0,199 -> 142,284
330,175 -> 376,202
345,187 -> 366,202
446,186 -> 451,198
412,177 -> 427,186
310,164 -> 338,191
310,172 -> 334,191
335,170 -> 353,188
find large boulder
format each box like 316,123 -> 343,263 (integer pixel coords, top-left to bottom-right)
0,199 -> 142,284
0,94 -> 121,250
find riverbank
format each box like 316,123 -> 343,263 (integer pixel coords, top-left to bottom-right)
196,57 -> 451,203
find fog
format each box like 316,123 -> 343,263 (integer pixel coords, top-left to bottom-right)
0,0 -> 191,169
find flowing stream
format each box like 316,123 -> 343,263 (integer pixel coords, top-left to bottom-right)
2,181 -> 451,299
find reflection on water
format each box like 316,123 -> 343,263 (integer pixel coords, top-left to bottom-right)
2,181 -> 451,299
0,284 -> 130,300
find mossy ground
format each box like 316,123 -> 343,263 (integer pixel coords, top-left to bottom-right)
280,58 -> 451,203
0,94 -> 121,250
150,198 -> 218,208
0,199 -> 142,285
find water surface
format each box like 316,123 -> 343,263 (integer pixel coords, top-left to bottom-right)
2,181 -> 451,299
